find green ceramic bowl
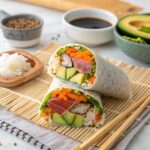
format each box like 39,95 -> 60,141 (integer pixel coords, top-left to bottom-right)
114,27 -> 150,63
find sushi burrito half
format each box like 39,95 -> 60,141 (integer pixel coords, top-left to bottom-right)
40,78 -> 105,127
48,43 -> 131,99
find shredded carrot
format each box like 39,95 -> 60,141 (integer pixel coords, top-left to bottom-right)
40,108 -> 52,117
51,88 -> 87,102
89,76 -> 96,84
66,47 -> 94,63
83,56 -> 93,62
66,92 -> 87,102
39,112 -> 46,117
66,47 -> 77,54
79,95 -> 87,102
94,113 -> 102,124
45,108 -> 52,114
45,118 -> 49,122
70,53 -> 76,57
51,89 -> 60,97
58,94 -> 68,101
84,50 -> 91,55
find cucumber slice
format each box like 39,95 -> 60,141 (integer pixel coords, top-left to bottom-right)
72,114 -> 84,127
66,68 -> 77,79
62,112 -> 76,125
52,113 -> 68,125
70,73 -> 85,85
56,66 -> 66,80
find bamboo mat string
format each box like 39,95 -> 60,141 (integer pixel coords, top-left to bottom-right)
0,87 -> 41,104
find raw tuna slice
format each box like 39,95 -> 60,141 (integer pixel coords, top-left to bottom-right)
47,97 -> 77,114
72,58 -> 92,74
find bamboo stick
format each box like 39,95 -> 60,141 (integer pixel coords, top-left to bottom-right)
20,0 -> 142,17
100,96 -> 150,150
75,95 -> 149,150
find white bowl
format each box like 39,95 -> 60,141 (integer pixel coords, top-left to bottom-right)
62,8 -> 118,46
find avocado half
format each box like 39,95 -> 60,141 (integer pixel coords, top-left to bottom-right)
117,14 -> 150,42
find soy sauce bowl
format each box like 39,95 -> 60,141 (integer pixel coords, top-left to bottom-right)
62,8 -> 118,46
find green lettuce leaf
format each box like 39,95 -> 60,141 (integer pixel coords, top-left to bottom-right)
40,93 -> 51,111
56,48 -> 66,56
87,95 -> 104,113
123,36 -> 147,44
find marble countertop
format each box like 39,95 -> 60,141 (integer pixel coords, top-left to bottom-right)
0,0 -> 149,150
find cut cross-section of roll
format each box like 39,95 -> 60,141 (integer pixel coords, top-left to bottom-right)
39,78 -> 104,127
48,44 -> 132,99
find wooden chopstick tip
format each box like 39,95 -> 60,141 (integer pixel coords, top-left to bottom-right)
75,146 -> 84,150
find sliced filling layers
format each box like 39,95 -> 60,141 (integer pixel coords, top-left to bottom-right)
49,45 -> 96,88
40,88 -> 104,127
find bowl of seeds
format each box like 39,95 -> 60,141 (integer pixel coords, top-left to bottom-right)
1,13 -> 43,48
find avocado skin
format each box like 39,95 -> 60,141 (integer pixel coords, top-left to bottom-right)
117,14 -> 150,43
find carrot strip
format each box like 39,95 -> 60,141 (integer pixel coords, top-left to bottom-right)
39,112 -> 46,117
94,113 -> 102,124
66,47 -> 94,63
66,92 -> 87,102
89,76 -> 96,84
40,108 -> 52,117
51,88 -> 87,102
66,47 -> 77,54
58,93 -> 68,101
84,50 -> 91,55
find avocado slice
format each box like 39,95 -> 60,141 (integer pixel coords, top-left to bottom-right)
117,14 -> 150,41
66,68 -> 77,79
72,114 -> 84,127
62,112 -> 76,125
52,113 -> 68,125
123,36 -> 147,44
56,66 -> 66,80
70,73 -> 85,85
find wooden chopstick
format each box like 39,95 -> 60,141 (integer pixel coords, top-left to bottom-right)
75,95 -> 149,150
99,96 -> 150,150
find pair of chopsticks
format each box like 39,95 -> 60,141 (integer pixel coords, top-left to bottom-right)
75,95 -> 150,150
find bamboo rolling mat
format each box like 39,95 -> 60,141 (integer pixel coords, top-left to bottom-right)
20,0 -> 142,18
0,43 -> 149,147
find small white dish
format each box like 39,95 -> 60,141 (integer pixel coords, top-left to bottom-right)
62,8 -> 118,46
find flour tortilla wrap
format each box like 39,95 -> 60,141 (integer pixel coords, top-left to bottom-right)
48,44 -> 131,99
40,78 -> 105,127
91,55 -> 131,99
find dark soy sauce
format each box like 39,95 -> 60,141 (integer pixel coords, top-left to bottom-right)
70,18 -> 112,29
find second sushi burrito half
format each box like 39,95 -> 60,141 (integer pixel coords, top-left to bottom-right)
40,78 -> 104,127
48,44 -> 131,99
